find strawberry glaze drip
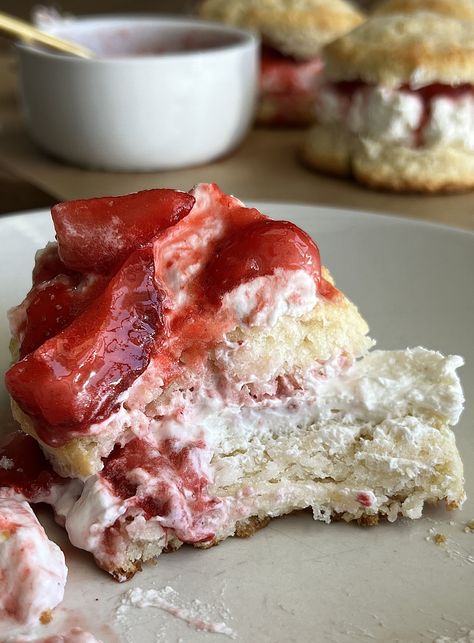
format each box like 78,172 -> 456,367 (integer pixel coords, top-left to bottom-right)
0,431 -> 64,501
5,184 -> 329,447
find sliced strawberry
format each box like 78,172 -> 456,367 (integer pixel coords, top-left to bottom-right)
203,219 -> 321,304
19,274 -> 109,359
5,245 -> 167,447
52,189 -> 195,273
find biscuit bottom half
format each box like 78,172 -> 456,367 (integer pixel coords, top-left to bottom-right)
302,124 -> 474,193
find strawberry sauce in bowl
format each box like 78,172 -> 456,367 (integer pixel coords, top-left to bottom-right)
16,16 -> 259,171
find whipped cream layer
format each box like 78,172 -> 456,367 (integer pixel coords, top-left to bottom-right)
0,498 -> 67,636
27,347 -> 463,579
317,84 -> 474,150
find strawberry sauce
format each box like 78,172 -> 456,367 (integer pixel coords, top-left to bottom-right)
6,246 -> 167,446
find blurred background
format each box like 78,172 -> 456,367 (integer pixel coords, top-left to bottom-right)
2,1 -> 375,21
1,1 -> 194,20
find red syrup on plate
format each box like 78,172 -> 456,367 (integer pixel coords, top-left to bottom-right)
0,431 -> 64,501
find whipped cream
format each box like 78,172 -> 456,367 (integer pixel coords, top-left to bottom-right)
424,94 -> 474,150
0,456 -> 14,470
348,87 -> 423,145
222,268 -> 317,327
0,499 -> 67,635
318,84 -> 474,151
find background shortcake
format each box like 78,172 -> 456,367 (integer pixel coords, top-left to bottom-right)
199,0 -> 365,125
302,13 -> 474,192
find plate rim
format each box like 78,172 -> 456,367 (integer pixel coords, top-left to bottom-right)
1,203 -> 473,240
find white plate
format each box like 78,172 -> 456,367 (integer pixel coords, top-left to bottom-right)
1,205 -> 473,643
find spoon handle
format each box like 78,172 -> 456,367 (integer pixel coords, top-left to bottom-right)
0,11 -> 94,58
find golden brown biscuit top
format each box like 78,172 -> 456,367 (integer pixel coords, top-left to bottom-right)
199,0 -> 365,59
373,0 -> 474,22
323,13 -> 474,86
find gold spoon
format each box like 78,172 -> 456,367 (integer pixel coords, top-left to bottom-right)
0,11 -> 94,58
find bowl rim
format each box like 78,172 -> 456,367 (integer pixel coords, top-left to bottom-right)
16,14 -> 261,64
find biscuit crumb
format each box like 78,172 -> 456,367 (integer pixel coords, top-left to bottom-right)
434,533 -> 447,545
464,520 -> 474,533
40,609 -> 53,625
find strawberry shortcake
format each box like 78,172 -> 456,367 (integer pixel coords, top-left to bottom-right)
1,184 -> 466,581
302,13 -> 474,191
199,0 -> 365,125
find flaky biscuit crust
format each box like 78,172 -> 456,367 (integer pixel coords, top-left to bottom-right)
302,124 -> 474,192
200,0 -> 365,59
353,139 -> 474,192
323,13 -> 474,86
374,0 -> 474,22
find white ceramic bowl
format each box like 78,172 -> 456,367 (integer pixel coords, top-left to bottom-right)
16,16 -> 259,171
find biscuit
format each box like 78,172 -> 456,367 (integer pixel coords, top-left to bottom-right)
301,123 -> 353,177
302,124 -> 474,192
200,0 -> 365,59
323,13 -> 474,86
374,0 -> 474,22
353,138 -> 474,192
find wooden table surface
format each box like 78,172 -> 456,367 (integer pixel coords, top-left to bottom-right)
0,52 -> 474,230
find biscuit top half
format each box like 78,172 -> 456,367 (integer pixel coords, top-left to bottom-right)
323,13 -> 474,87
373,0 -> 474,22
199,0 -> 365,60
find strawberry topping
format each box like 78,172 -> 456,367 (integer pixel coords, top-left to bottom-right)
19,274 -> 109,359
204,219 -> 321,304
6,246 -> 166,446
260,46 -> 323,95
